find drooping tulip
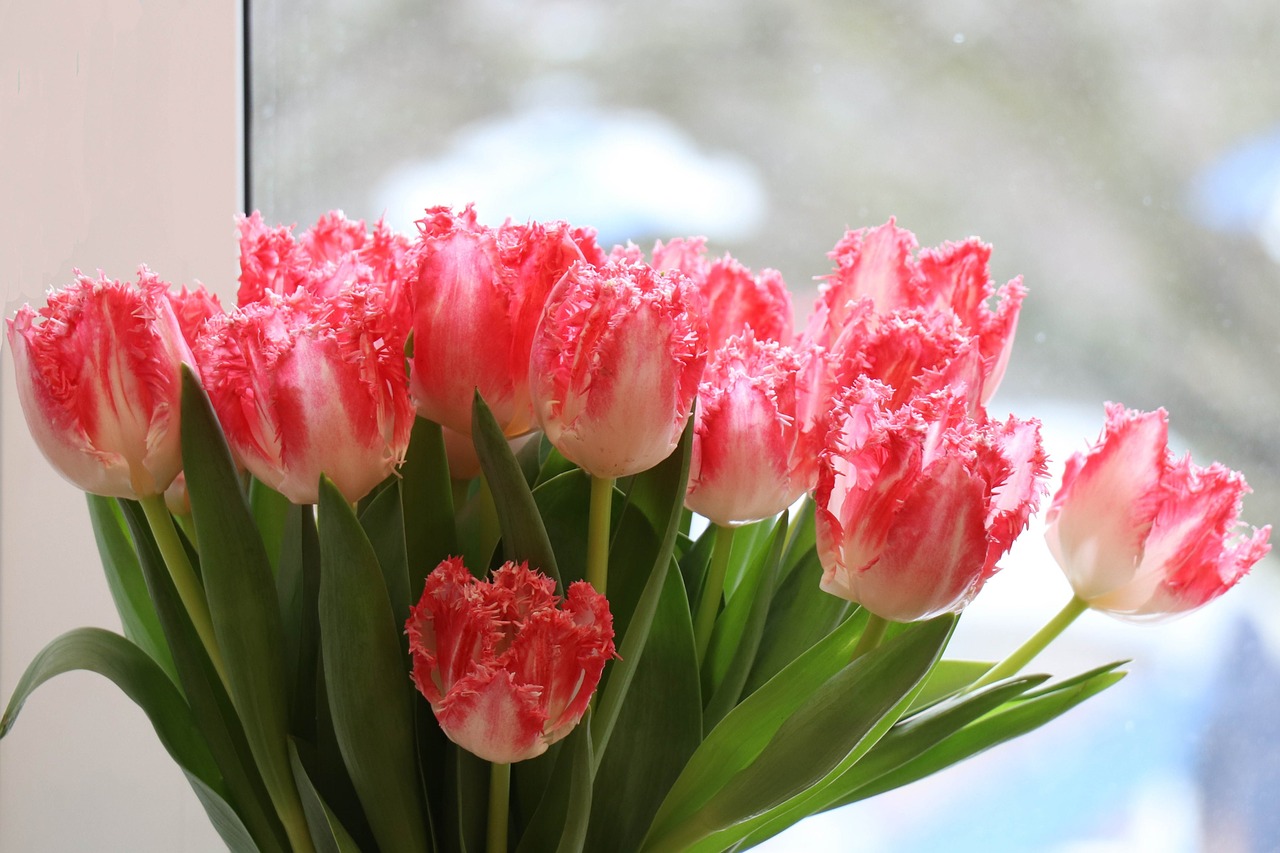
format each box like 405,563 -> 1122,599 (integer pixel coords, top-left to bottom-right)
7,268 -> 195,499
406,558 -> 616,764
815,382 -> 1047,622
686,332 -> 816,526
529,260 -> 707,479
1045,404 -> 1270,619
408,206 -> 587,437
195,282 -> 413,504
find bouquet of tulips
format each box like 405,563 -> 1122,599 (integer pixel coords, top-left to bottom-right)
2,207 -> 1270,852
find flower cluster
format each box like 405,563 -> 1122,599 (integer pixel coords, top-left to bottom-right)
6,207 -> 1270,788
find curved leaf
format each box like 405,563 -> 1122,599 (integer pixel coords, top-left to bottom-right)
289,739 -> 362,853
515,715 -> 594,853
0,628 -> 262,852
644,615 -> 956,851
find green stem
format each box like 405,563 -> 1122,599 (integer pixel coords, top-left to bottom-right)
693,524 -> 736,666
587,476 -> 614,595
487,761 -> 510,853
850,612 -> 890,662
972,595 -> 1089,689
139,494 -> 229,689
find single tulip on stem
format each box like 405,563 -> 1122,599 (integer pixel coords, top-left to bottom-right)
530,260 -> 707,597
6,270 -> 229,687
975,404 -> 1270,688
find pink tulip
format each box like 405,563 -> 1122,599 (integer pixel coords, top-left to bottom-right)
6,269 -> 195,499
814,308 -> 990,419
1045,404 -> 1270,619
195,283 -> 413,504
815,382 -> 1047,622
686,332 -> 816,526
407,206 -> 587,437
529,260 -> 708,479
406,558 -> 616,764
237,210 -> 412,309
805,220 -> 1024,402
613,237 -> 793,348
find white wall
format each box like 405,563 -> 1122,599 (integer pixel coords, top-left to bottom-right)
1,3 -> 242,849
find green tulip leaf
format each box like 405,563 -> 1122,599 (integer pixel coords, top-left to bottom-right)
119,498 -> 289,853
289,739 -> 363,853
586,564 -> 701,852
86,493 -> 176,681
250,477 -> 292,575
359,479 -> 412,634
644,615 -> 955,852
471,391 -> 559,585
400,417 -> 458,596
317,475 -> 431,853
0,627 -> 267,853
179,366 -> 309,849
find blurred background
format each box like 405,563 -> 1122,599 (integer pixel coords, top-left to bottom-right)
250,2 -> 1280,850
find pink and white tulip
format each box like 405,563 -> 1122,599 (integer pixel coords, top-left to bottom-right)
7,269 -> 195,499
815,382 -> 1047,622
805,220 -> 1024,404
529,260 -> 707,479
1045,404 -> 1270,619
195,283 -> 413,504
406,558 -> 616,764
686,332 -> 816,526
408,206 -> 588,438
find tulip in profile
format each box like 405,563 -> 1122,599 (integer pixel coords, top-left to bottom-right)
815,382 -> 1047,622
406,558 -> 616,764
1045,404 -> 1270,619
529,260 -> 707,479
7,269 -> 195,498
195,283 -> 414,504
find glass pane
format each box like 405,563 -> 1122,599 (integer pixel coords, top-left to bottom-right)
251,3 -> 1279,850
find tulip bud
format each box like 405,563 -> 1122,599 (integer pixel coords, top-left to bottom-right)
195,283 -> 413,504
686,332 -> 816,526
406,558 -> 616,764
1045,404 -> 1271,619
7,269 -> 195,499
815,382 -> 1047,622
529,260 -> 708,479
408,206 -> 586,438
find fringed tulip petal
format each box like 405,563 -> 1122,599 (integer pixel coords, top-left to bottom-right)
530,261 -> 707,479
1045,404 -> 1270,619
406,560 -> 616,764
6,269 -> 194,498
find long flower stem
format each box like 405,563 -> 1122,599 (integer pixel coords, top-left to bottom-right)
693,524 -> 736,667
488,761 -> 511,853
972,595 -> 1089,689
139,494 -> 229,689
850,613 -> 890,662
586,476 -> 614,595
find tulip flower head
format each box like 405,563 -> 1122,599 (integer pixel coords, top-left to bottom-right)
7,269 -> 195,499
408,206 -> 588,437
1045,404 -> 1271,620
805,220 -> 1024,400
406,558 -> 616,764
195,283 -> 414,504
529,260 -> 708,479
686,332 -> 817,526
815,382 -> 1047,622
